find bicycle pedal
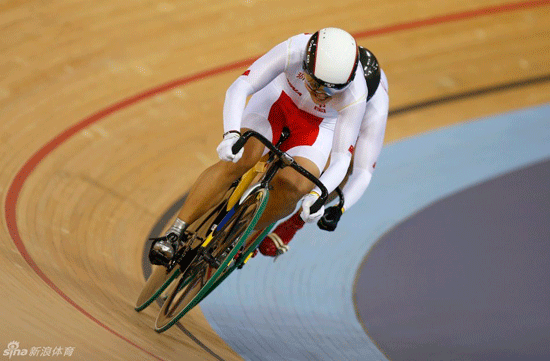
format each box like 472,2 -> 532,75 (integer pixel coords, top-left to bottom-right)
149,240 -> 174,266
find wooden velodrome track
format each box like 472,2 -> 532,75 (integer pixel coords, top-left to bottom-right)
1,0 -> 549,359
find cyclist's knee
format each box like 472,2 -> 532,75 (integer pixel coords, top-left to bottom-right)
215,156 -> 257,179
275,172 -> 314,200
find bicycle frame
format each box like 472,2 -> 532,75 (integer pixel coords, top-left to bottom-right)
199,129 -> 329,249
190,129 -> 332,294
141,129 -> 334,331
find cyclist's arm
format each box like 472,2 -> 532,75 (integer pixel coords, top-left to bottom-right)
341,89 -> 388,211
312,101 -> 366,196
223,41 -> 289,133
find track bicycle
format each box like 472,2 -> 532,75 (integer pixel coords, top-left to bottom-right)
135,129 -> 330,333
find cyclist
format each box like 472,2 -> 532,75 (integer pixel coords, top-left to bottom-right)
259,47 -> 389,257
150,28 -> 368,265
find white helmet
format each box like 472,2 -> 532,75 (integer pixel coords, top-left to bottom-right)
303,28 -> 359,91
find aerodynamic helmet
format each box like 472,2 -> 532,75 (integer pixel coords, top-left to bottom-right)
303,28 -> 359,94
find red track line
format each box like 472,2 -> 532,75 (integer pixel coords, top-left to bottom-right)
354,0 -> 550,38
4,0 -> 548,358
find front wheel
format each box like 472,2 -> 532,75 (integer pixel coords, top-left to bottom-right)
154,187 -> 269,332
135,265 -> 181,312
135,185 -> 235,312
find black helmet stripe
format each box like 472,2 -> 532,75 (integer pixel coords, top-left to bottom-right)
345,48 -> 359,84
304,31 -> 319,77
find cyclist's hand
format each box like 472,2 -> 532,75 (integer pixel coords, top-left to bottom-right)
217,132 -> 243,163
300,192 -> 325,223
317,205 -> 343,232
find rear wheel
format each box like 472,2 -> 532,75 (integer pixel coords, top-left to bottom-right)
154,187 -> 269,332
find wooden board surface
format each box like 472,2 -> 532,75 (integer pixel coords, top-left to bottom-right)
1,0 -> 549,359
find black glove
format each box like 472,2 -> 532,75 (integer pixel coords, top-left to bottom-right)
317,205 -> 343,232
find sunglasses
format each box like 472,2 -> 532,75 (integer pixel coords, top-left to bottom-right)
304,74 -> 342,101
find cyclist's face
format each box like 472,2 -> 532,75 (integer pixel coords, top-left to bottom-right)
304,74 -> 332,105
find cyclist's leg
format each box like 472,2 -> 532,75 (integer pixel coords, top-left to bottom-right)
153,92 -> 280,267
175,130 -> 264,226
255,155 -> 320,230
149,129 -> 265,265
259,158 -> 352,256
154,183 -> 271,332
174,88 -> 282,227
254,120 -> 335,253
